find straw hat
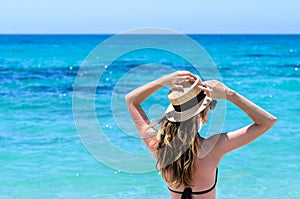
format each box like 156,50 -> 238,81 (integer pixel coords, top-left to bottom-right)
165,77 -> 212,122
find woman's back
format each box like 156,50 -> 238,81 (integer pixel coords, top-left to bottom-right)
166,137 -> 220,199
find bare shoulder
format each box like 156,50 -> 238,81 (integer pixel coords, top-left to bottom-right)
209,122 -> 276,159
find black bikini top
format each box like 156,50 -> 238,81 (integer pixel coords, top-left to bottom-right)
168,168 -> 218,199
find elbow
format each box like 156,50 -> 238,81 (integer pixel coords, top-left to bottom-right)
256,115 -> 277,132
269,115 -> 278,125
125,93 -> 135,105
265,116 -> 278,129
125,93 -> 132,104
270,116 -> 278,126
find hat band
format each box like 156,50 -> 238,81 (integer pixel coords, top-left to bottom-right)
172,91 -> 206,112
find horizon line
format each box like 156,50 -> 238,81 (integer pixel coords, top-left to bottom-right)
0,32 -> 300,35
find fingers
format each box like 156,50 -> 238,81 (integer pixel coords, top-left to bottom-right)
177,71 -> 198,80
186,76 -> 196,82
176,75 -> 196,83
206,92 -> 212,97
198,85 -> 212,97
174,71 -> 207,87
172,84 -> 184,91
177,70 -> 192,76
198,85 -> 212,92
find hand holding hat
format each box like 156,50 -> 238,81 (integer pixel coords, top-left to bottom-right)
164,72 -> 212,122
198,80 -> 229,99
158,70 -> 199,91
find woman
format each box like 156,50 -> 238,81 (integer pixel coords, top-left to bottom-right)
125,71 -> 277,199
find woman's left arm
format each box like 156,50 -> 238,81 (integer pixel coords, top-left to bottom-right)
125,71 -> 197,151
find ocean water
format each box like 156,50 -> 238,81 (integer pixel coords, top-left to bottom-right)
0,34 -> 299,199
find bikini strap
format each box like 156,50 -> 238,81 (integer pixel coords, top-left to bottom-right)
191,167 -> 218,195
167,168 -> 218,196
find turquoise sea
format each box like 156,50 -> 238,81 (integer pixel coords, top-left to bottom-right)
0,34 -> 299,198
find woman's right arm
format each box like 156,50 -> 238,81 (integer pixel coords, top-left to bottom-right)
201,80 -> 278,156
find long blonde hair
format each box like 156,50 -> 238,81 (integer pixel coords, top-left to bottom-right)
155,107 -> 209,188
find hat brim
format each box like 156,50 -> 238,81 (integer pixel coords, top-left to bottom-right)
165,95 -> 212,122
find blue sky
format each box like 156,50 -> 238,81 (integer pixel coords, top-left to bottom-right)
1,0 -> 299,34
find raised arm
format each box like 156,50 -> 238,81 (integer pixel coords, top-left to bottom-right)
125,71 -> 197,150
200,80 -> 277,156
